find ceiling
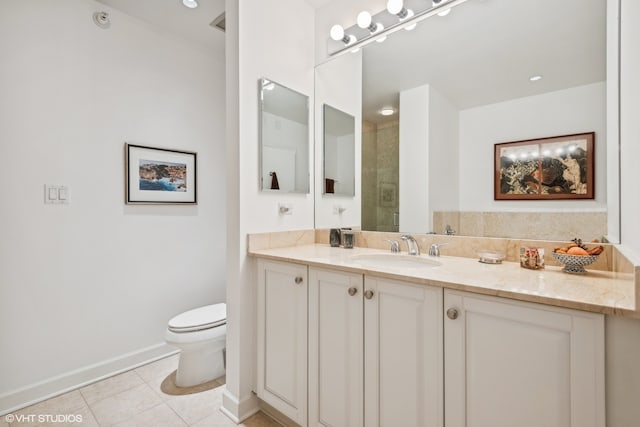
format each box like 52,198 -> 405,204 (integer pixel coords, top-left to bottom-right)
95,0 -> 332,53
95,0 -> 226,52
360,0 -> 606,123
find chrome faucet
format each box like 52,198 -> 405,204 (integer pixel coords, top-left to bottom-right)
401,235 -> 420,255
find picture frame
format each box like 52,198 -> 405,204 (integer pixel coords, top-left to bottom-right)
494,132 -> 594,200
379,182 -> 397,207
125,143 -> 197,204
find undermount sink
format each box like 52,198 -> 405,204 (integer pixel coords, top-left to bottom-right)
349,253 -> 442,269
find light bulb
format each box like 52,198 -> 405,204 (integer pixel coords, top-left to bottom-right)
330,24 -> 345,42
357,11 -> 372,29
438,8 -> 451,16
387,0 -> 404,15
380,107 -> 395,116
376,35 -> 387,43
403,9 -> 416,30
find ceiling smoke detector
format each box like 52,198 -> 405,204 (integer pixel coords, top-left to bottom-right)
92,11 -> 110,29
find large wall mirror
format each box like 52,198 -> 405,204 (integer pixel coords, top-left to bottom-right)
323,104 -> 356,197
315,0 -> 620,242
259,78 -> 310,193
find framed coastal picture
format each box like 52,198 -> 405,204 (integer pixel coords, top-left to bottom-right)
125,144 -> 197,204
494,132 -> 594,200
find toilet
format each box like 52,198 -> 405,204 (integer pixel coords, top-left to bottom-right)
165,303 -> 226,388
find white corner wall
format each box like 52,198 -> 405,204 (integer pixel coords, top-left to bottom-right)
0,0 -> 226,412
399,85 -> 431,233
428,86 -> 460,216
620,0 -> 640,252
459,82 -> 607,212
314,52 -> 362,229
223,0 -> 315,422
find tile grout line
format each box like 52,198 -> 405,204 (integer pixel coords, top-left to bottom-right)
77,389 -> 101,427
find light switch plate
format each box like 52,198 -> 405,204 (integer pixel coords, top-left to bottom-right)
44,185 -> 69,205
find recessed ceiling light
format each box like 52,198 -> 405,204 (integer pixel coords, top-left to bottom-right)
529,75 -> 543,82
380,108 -> 395,116
182,0 -> 198,9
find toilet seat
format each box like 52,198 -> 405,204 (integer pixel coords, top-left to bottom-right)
168,303 -> 226,333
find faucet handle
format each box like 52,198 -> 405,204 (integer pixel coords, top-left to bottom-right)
428,243 -> 450,257
385,239 -> 400,253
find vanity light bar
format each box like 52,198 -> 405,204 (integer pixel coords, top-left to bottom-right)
327,0 -> 471,57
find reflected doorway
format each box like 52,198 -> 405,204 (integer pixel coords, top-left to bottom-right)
362,120 -> 399,232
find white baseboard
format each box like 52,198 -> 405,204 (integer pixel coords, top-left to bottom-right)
221,388 -> 260,423
0,343 -> 178,416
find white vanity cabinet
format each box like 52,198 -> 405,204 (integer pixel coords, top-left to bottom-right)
444,289 -> 605,427
257,257 -> 606,427
256,259 -> 308,426
308,269 -> 443,427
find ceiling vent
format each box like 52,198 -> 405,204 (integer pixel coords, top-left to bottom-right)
210,12 -> 226,33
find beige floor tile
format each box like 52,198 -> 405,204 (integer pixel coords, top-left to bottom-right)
80,370 -> 144,405
164,385 -> 224,425
135,355 -> 180,383
88,383 -> 162,426
113,403 -> 186,427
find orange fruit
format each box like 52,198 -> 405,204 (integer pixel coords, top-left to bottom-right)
567,246 -> 589,256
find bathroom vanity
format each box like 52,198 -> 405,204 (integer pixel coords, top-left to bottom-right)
252,242 -> 636,427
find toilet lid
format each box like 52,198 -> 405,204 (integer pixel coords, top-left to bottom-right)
168,303 -> 226,333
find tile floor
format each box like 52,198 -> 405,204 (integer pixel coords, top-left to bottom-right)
5,355 -> 279,427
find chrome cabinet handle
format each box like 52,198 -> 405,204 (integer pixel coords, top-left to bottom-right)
364,290 -> 374,300
295,276 -> 303,284
348,287 -> 358,296
446,307 -> 459,320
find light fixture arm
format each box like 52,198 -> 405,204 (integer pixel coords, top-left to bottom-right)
328,0 -> 469,57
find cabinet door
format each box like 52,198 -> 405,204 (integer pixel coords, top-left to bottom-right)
257,259 -> 308,426
444,290 -> 604,427
309,267 -> 364,427
364,277 -> 444,427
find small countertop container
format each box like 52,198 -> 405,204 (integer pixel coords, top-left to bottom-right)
478,251 -> 505,264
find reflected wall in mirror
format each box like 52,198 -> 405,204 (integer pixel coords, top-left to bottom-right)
259,78 -> 310,193
323,104 -> 356,197
340,0 -> 618,241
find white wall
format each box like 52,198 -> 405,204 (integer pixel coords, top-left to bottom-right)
428,86 -> 460,216
223,0 -> 315,421
459,82 -> 606,212
314,52 -> 362,229
620,0 -> 640,251
0,0 -> 226,411
399,85 -> 459,233
606,0 -> 621,244
399,85 -> 431,233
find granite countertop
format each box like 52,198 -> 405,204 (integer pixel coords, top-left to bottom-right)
249,244 -> 637,317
